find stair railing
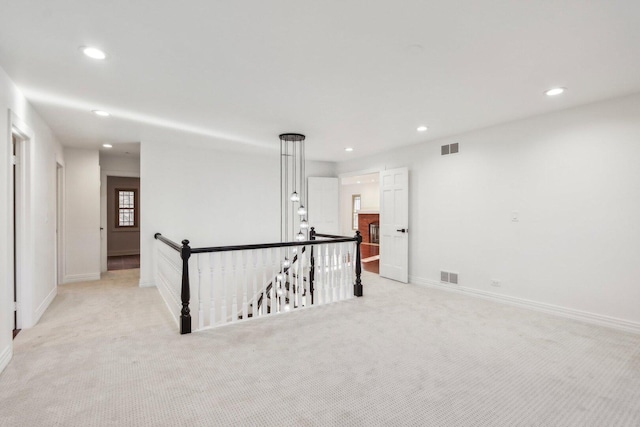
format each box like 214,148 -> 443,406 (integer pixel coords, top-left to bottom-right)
154,228 -> 362,334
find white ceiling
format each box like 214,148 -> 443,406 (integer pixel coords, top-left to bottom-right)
1,1 -> 639,161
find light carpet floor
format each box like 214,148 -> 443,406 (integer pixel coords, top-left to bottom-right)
1,269 -> 639,426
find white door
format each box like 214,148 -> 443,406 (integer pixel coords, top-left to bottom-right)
379,167 -> 409,282
307,177 -> 340,235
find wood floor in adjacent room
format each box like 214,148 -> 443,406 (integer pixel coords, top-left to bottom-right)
107,254 -> 140,270
1,269 -> 639,426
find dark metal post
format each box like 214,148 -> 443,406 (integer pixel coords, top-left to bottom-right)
309,227 -> 316,304
354,231 -> 363,297
180,239 -> 192,334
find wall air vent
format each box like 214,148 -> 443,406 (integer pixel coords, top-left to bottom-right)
449,273 -> 458,284
440,271 -> 449,282
441,143 -> 459,156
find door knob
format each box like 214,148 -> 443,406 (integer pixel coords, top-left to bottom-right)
396,228 -> 407,233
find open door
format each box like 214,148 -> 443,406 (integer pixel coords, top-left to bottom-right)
379,167 -> 409,283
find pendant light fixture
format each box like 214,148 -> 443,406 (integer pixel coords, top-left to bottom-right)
280,133 -> 308,242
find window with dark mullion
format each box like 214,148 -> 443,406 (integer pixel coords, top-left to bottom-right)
116,189 -> 137,228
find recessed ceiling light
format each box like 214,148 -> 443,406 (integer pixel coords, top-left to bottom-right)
357,181 -> 361,184
92,110 -> 110,117
102,144 -> 112,148
345,147 -> 354,152
417,126 -> 428,132
545,87 -> 566,96
80,46 -> 107,60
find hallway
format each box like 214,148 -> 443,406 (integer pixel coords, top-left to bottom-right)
1,271 -> 639,426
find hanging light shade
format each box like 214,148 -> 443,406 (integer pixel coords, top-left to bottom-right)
280,133 -> 308,242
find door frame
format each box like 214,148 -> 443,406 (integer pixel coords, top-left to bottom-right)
100,169 -> 140,272
8,111 -> 34,330
56,162 -> 65,285
337,167 -> 381,235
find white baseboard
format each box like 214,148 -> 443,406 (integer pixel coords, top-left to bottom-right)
139,279 -> 155,288
410,275 -> 640,335
0,344 -> 12,374
63,273 -> 101,284
108,250 -> 140,257
34,286 -> 57,324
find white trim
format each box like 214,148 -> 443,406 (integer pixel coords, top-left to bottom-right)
337,167 -> 382,179
100,169 -> 140,273
34,286 -> 57,324
0,344 -> 12,374
138,279 -> 155,288
62,273 -> 101,284
56,163 -> 65,285
8,110 -> 36,328
410,276 -> 640,335
337,167 -> 383,237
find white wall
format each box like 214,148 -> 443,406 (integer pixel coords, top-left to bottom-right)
340,181 -> 379,235
100,152 -> 140,175
140,141 -> 274,287
140,140 -> 336,287
0,66 -> 64,373
337,93 -> 640,330
63,148 -> 100,282
100,152 -> 141,271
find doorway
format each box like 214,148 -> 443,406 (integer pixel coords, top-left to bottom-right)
106,176 -> 141,271
11,134 -> 20,338
340,173 -> 380,274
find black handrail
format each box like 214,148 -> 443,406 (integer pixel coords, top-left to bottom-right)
190,237 -> 356,254
314,233 -> 349,239
154,233 -> 181,252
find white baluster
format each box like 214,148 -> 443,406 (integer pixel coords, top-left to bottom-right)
336,243 -> 343,301
242,251 -> 248,320
300,245 -> 306,307
209,253 -> 215,327
327,244 -> 333,302
220,252 -> 227,324
294,245 -> 300,309
261,249 -> 267,316
337,244 -> 343,300
197,255 -> 204,330
270,247 -> 277,314
329,243 -> 336,302
340,243 -> 349,300
252,250 -> 258,318
317,244 -> 325,305
280,247 -> 291,311
311,245 -> 317,305
231,251 -> 238,322
347,242 -> 356,297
